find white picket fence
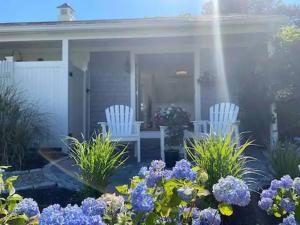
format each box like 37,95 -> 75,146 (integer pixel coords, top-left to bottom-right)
0,57 -> 68,149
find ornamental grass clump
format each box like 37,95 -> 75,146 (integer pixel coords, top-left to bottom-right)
267,141 -> 300,179
69,134 -> 127,194
259,175 -> 300,224
186,133 -> 255,190
0,84 -> 48,169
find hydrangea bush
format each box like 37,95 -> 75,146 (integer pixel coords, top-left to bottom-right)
115,160 -> 251,224
1,160 -> 252,225
259,175 -> 300,225
0,166 -> 38,225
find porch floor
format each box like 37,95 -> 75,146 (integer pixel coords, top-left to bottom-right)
12,141 -> 273,193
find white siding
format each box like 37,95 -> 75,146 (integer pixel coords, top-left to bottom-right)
13,61 -> 68,148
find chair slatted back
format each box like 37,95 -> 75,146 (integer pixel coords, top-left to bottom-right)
209,103 -> 239,137
105,105 -> 133,136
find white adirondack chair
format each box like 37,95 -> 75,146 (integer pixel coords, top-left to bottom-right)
98,105 -> 143,163
184,102 -> 240,147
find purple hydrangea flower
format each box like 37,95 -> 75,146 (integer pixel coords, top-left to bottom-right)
212,176 -> 250,207
281,175 -> 294,189
258,197 -> 273,211
293,177 -> 300,195
131,182 -> 154,213
170,160 -> 197,181
81,198 -> 107,216
138,167 -> 148,178
40,204 -> 64,225
281,198 -> 295,213
13,198 -> 40,217
177,187 -> 194,202
192,208 -> 221,225
283,214 -> 298,225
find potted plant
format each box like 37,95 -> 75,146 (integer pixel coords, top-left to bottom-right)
154,105 -> 191,167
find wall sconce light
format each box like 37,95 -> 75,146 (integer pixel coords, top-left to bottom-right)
175,69 -> 188,77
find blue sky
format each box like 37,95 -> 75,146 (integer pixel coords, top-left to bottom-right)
0,0 -> 298,23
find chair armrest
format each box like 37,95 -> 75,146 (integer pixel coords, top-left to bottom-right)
97,122 -> 107,135
134,121 -> 143,134
192,120 -> 209,134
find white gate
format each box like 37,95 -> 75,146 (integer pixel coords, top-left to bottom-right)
12,61 -> 68,148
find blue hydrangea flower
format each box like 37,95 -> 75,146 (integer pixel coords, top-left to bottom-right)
138,167 -> 148,178
13,198 -> 40,217
81,198 -> 107,216
281,175 -> 294,189
261,189 -> 277,199
293,177 -> 300,195
258,197 -> 273,211
282,214 -> 298,225
63,204 -> 90,225
88,215 -> 105,225
192,208 -> 221,225
163,169 -> 173,180
270,179 -> 283,190
131,182 -> 154,213
212,176 -> 250,207
281,198 -> 295,213
40,204 -> 64,225
145,160 -> 166,187
150,160 -> 165,171
177,187 -> 194,202
170,160 -> 196,181
0,178 -> 4,194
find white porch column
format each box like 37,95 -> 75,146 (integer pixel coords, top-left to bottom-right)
194,50 -> 201,120
130,51 -> 136,119
62,39 -> 69,152
268,40 -> 278,149
71,52 -> 90,138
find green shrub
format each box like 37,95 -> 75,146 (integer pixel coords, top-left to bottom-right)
185,133 -> 254,190
69,134 -> 127,195
0,84 -> 48,169
267,141 -> 300,179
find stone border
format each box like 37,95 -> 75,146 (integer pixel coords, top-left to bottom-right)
43,156 -> 82,191
4,168 -> 58,191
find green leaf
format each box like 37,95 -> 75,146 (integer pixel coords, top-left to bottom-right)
295,204 -> 300,223
145,212 -> 157,225
130,176 -> 142,189
218,203 -> 233,216
160,206 -> 172,217
9,194 -> 23,201
115,185 -> 128,195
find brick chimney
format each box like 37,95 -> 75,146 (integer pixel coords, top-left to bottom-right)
57,3 -> 75,21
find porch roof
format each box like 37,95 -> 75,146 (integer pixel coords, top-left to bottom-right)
0,15 -> 287,42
